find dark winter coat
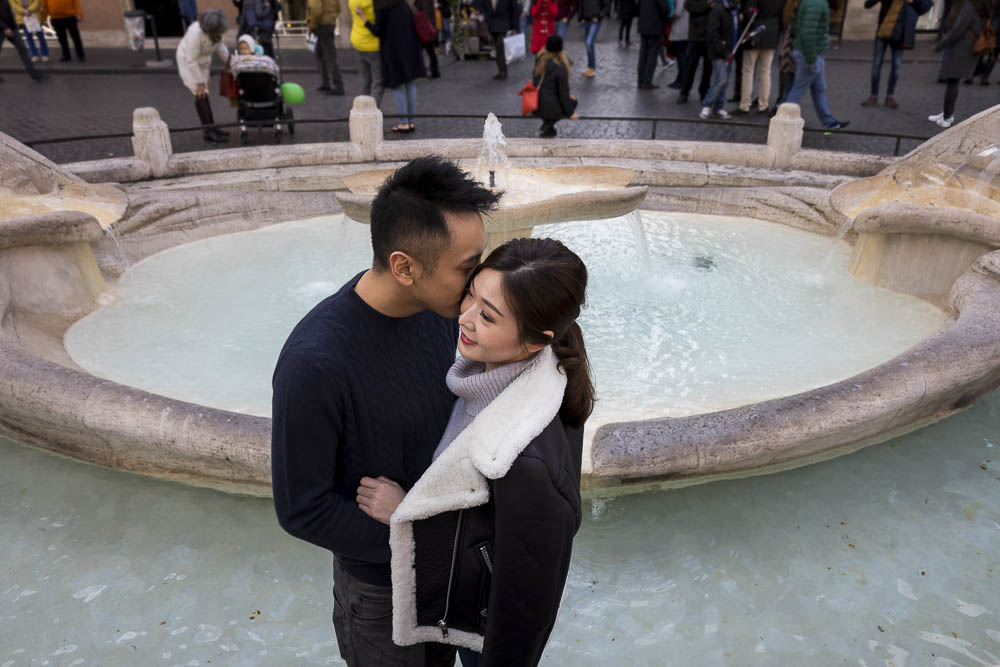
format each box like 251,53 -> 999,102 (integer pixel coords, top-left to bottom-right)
0,0 -> 18,30
618,0 -> 639,19
792,0 -> 829,62
365,0 -> 427,88
706,0 -> 738,58
389,348 -> 583,667
533,59 -> 578,119
687,0 -> 712,40
934,1 -> 984,79
477,0 -> 520,32
745,0 -> 785,48
579,0 -> 610,20
638,0 -> 671,34
865,0 -> 933,48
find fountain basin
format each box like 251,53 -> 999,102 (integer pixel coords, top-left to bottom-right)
3,109 -> 1000,496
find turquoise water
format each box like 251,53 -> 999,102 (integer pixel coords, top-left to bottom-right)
64,212 -> 946,425
2,391 -> 997,665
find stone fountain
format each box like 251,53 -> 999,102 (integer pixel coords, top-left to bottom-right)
1,99 -> 999,497
334,113 -> 650,250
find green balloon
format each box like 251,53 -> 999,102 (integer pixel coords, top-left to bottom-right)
281,82 -> 305,105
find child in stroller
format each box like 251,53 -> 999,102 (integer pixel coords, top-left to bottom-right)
231,34 -> 294,143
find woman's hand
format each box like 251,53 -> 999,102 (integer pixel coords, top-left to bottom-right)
354,5 -> 365,18
570,112 -> 579,120
195,82 -> 207,98
357,476 -> 405,525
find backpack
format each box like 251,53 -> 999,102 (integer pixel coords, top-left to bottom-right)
969,21 -> 996,57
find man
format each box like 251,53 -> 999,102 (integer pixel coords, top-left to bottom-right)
0,0 -> 44,81
676,0 -> 712,102
736,0 -> 783,113
784,0 -> 850,129
272,156 -> 501,667
860,0 -> 932,108
637,0 -> 673,88
477,0 -> 520,79
308,0 -> 346,94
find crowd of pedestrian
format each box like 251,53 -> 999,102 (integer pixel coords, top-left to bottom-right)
2,0 -> 997,139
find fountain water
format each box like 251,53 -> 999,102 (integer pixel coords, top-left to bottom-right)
475,112 -> 509,190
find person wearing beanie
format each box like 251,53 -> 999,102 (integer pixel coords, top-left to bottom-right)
41,0 -> 84,61
532,35 -> 579,137
177,10 -> 232,143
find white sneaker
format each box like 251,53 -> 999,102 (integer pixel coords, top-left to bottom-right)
41,55 -> 49,62
935,116 -> 955,128
715,109 -> 732,119
699,106 -> 711,120
928,112 -> 944,122
31,56 -> 39,63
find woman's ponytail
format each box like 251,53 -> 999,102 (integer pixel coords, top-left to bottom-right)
552,321 -> 594,429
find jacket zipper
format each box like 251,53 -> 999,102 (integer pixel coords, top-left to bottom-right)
478,544 -> 493,574
437,508 -> 464,639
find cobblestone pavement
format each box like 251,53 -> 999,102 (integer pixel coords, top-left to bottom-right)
1,30 -> 998,164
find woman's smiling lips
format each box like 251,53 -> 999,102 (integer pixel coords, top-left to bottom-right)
460,331 -> 476,346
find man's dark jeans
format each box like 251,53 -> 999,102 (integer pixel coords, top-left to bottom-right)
681,39 -> 712,99
332,557 -> 457,667
870,37 -> 902,97
314,23 -> 344,90
491,31 -> 507,75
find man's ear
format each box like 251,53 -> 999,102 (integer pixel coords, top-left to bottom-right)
389,251 -> 421,286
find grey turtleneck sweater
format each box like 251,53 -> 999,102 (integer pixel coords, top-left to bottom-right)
432,353 -> 541,461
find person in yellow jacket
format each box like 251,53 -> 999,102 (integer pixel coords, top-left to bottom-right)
307,0 -> 345,94
41,0 -> 84,61
11,0 -> 50,62
349,0 -> 382,103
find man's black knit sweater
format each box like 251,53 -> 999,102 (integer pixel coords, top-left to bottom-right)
271,271 -> 458,586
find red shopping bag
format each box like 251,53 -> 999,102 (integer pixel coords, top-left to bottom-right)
517,81 -> 538,116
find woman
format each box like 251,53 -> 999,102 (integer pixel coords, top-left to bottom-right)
533,34 -> 579,137
616,0 -> 637,46
12,0 -> 49,62
931,0 -> 990,128
357,237 -> 592,667
531,0 -> 558,53
177,9 -> 231,143
357,0 -> 426,133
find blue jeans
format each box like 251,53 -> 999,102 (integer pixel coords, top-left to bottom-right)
702,57 -> 731,111
442,16 -> 452,44
22,26 -> 49,57
870,37 -> 901,97
392,80 -> 417,124
583,20 -> 601,69
786,50 -> 838,128
556,20 -> 569,38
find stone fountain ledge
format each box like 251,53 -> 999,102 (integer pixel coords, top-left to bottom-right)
2,101 -> 1000,496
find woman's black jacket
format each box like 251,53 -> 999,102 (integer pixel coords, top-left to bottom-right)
533,60 -> 578,120
389,348 -> 584,667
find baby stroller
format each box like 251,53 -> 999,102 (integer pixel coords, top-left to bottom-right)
236,70 -> 295,143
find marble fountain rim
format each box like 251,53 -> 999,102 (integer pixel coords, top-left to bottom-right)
2,162 -> 1000,497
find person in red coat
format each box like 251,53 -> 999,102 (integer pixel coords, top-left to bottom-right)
531,0 -> 558,52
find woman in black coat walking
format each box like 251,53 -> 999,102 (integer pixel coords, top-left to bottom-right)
357,0 -> 427,132
532,35 -> 579,137
931,0 -> 990,127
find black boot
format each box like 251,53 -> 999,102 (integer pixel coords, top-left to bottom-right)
195,96 -> 230,143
